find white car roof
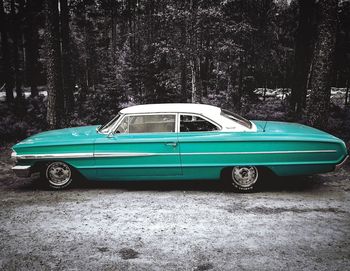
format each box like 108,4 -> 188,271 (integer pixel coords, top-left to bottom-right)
120,103 -> 221,116
120,103 -> 257,132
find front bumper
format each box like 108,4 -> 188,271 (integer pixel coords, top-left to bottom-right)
12,165 -> 32,178
335,155 -> 349,171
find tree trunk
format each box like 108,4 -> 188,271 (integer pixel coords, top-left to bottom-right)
307,0 -> 338,129
229,71 -> 240,112
290,0 -> 315,115
0,0 -> 14,103
111,9 -> 117,64
25,0 -> 40,97
189,0 -> 201,103
190,59 -> 197,103
60,0 -> 74,113
44,0 -> 64,129
11,0 -> 22,100
345,79 -> 349,105
180,56 -> 187,102
179,18 -> 188,102
231,58 -> 243,112
190,58 -> 201,103
215,61 -> 220,95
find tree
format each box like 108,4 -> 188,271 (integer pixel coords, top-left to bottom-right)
44,0 -> 64,128
290,0 -> 316,115
307,0 -> 338,129
25,0 -> 41,97
0,0 -> 14,103
60,0 -> 74,113
10,0 -> 22,100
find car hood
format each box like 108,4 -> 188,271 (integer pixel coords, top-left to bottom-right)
14,125 -> 100,147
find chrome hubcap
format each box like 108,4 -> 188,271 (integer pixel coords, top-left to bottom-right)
46,162 -> 71,186
231,166 -> 258,188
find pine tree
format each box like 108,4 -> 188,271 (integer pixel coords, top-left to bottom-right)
307,0 -> 338,129
44,0 -> 64,128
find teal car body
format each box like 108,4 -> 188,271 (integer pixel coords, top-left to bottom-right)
11,103 -> 349,189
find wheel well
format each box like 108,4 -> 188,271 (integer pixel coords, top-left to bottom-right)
33,160 -> 77,174
32,161 -> 47,173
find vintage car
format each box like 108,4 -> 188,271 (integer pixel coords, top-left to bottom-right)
11,103 -> 349,192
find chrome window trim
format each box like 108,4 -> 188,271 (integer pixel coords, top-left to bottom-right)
97,113 -> 120,135
221,109 -> 252,129
105,111 -> 225,135
178,113 -> 222,133
98,113 -> 125,135
112,112 -> 178,134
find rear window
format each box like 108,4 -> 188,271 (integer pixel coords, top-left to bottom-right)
180,114 -> 219,132
221,109 -> 252,129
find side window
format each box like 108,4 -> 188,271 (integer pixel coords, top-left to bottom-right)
180,114 -> 219,132
116,114 -> 175,133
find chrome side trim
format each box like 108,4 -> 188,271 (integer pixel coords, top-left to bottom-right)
95,149 -> 337,157
12,165 -> 32,177
180,150 -> 337,155
13,149 -> 337,160
94,152 -> 157,158
15,153 -> 94,159
335,155 -> 349,171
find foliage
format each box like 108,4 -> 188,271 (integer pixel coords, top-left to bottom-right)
0,96 -> 47,143
0,0 -> 350,138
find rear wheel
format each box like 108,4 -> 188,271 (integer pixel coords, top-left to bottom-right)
41,161 -> 73,190
224,166 -> 259,192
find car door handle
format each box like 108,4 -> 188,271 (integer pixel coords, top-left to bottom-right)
165,142 -> 177,147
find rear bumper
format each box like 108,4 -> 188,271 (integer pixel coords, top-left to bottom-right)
335,155 -> 349,171
12,165 -> 32,177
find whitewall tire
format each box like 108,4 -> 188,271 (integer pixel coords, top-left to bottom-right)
225,166 -> 259,192
43,161 -> 73,189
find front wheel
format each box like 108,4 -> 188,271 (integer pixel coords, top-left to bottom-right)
41,161 -> 73,190
224,166 -> 259,192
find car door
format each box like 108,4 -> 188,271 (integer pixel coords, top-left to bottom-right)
94,113 -> 181,180
177,114 -> 224,179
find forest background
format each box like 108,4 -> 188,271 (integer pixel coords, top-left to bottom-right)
0,0 -> 349,143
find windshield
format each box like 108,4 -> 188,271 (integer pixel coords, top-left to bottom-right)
98,114 -> 121,134
221,109 -> 252,129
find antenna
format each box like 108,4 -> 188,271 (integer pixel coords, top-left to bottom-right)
263,121 -> 268,132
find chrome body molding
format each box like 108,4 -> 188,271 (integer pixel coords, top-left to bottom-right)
180,150 -> 337,155
15,153 -> 94,159
335,155 -> 349,170
94,152 -> 157,158
13,149 -> 337,160
12,165 -> 32,177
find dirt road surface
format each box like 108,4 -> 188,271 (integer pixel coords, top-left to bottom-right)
1,146 -> 350,271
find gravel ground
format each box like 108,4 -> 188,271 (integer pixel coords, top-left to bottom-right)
0,145 -> 350,271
